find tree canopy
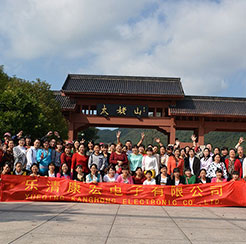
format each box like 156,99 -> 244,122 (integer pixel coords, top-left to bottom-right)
0,66 -> 68,139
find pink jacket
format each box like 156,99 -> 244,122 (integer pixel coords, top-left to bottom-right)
116,175 -> 133,184
211,178 -> 227,183
57,173 -> 71,180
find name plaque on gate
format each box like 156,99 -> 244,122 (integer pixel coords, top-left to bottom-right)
97,104 -> 148,118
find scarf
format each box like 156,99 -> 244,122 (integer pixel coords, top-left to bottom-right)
228,159 -> 235,175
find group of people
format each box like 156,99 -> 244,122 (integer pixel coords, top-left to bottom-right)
0,130 -> 246,186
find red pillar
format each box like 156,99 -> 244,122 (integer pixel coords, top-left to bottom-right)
68,122 -> 74,141
169,117 -> 176,144
198,117 -> 205,145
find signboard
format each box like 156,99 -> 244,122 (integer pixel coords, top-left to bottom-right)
97,104 -> 148,118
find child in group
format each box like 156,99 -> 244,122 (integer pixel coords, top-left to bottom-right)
29,163 -> 40,177
184,168 -> 197,184
57,163 -> 71,180
116,165 -> 133,184
103,165 -> 118,182
142,147 -> 159,178
12,162 -> 27,176
45,162 -> 57,177
132,167 -> 146,184
143,170 -> 156,185
86,164 -> 102,183
211,169 -> 227,183
74,165 -> 86,182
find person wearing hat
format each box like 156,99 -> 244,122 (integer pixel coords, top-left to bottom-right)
143,170 -> 156,185
12,162 -> 27,176
3,132 -> 11,145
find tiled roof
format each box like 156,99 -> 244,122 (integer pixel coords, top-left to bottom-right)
62,74 -> 184,96
170,96 -> 246,117
53,91 -> 76,110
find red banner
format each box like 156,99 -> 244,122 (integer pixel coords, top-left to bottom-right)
1,175 -> 246,207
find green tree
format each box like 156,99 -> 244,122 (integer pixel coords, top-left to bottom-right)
0,67 -> 68,139
0,65 -> 11,92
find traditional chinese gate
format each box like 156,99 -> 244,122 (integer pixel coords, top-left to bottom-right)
55,74 -> 246,144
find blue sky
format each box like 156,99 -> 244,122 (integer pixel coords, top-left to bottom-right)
0,0 -> 246,97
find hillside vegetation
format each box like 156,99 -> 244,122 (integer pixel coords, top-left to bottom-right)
95,128 -> 246,149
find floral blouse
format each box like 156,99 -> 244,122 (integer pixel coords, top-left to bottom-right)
206,161 -> 227,179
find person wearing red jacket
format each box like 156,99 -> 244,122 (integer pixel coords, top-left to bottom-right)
167,148 -> 184,176
71,144 -> 89,175
109,143 -> 128,173
224,148 -> 242,179
60,145 -> 73,171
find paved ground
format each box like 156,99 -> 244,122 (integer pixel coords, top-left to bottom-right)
0,202 -> 246,244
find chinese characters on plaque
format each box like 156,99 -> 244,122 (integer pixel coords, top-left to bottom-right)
97,104 -> 148,118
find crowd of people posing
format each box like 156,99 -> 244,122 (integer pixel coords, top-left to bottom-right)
0,130 -> 246,186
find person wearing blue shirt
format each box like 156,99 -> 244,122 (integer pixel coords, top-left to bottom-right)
36,140 -> 52,176
128,145 -> 143,173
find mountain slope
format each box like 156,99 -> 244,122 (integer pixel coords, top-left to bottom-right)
96,128 -> 246,148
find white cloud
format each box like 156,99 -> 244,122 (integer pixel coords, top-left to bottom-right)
1,0 -> 246,95
0,0 -> 151,59
82,0 -> 246,95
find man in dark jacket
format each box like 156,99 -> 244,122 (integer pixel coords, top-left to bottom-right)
184,149 -> 201,177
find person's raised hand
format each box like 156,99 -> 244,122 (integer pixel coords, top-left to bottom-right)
17,131 -> 23,138
116,131 -> 121,138
175,139 -> 180,146
239,137 -> 244,144
54,131 -> 60,138
191,134 -> 197,142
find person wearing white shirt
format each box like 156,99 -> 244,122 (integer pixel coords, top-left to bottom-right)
242,157 -> 246,179
45,162 -> 57,177
200,148 -> 213,171
13,138 -> 27,168
189,157 -> 194,175
143,170 -> 156,185
142,147 -> 159,177
160,146 -> 169,167
103,165 -> 119,182
26,139 -> 40,171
